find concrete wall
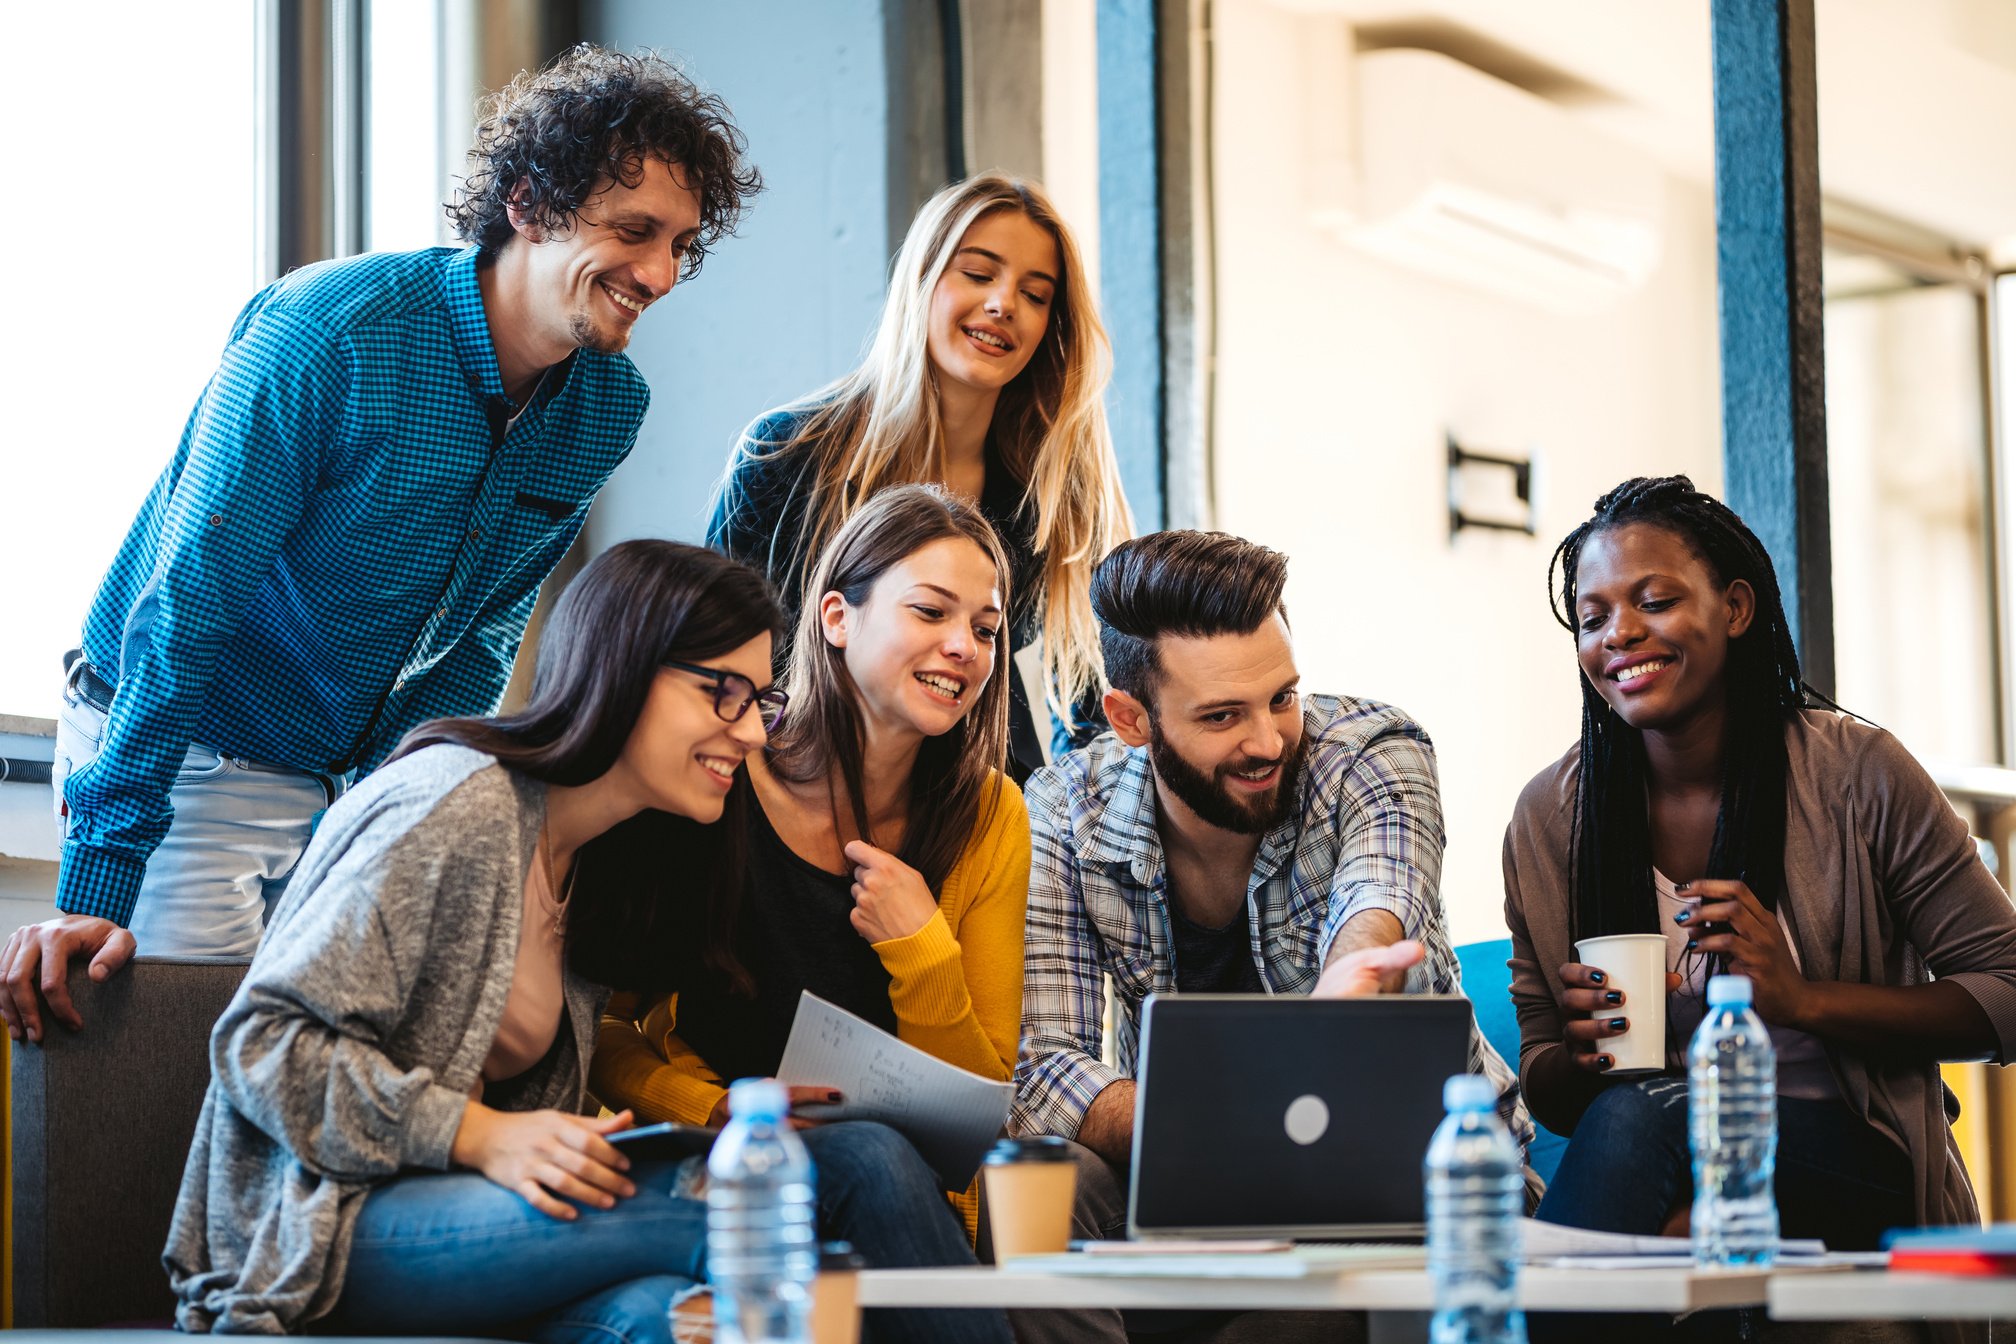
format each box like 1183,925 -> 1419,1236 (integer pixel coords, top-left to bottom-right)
1211,0 -> 1725,944
583,0 -> 895,547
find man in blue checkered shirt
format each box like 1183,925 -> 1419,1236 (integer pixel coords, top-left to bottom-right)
1007,531 -> 1533,1342
1,49 -> 762,1043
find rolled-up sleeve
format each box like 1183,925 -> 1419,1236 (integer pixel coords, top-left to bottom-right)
1314,726 -> 1447,968
1013,767 -> 1126,1139
1863,731 -> 2016,1063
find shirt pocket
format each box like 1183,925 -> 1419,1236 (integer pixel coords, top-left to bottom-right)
1086,896 -> 1158,1000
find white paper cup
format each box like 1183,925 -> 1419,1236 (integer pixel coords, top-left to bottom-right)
1572,933 -> 1669,1074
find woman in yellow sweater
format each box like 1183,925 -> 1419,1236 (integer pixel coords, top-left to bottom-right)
592,484 -> 1030,1242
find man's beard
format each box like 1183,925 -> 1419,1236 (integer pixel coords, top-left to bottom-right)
1147,716 -> 1306,835
570,308 -> 633,354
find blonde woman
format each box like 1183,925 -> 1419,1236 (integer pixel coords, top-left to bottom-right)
708,172 -> 1132,777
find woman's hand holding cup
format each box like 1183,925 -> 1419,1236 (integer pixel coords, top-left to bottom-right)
1556,952 -> 1684,1074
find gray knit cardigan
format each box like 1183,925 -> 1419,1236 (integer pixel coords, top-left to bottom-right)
163,745 -> 612,1334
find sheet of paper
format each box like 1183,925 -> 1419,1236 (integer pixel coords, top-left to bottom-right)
775,991 -> 1013,1191
1004,1246 -> 1426,1278
1521,1219 -> 1826,1260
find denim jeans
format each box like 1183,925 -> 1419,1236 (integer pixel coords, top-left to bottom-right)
1535,1076 -> 1916,1247
1529,1077 -> 1918,1343
329,1122 -> 1010,1344
53,694 -> 345,955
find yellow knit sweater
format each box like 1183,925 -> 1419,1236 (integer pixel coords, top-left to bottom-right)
592,771 -> 1031,1242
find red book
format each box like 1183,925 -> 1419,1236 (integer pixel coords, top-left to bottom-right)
1889,1249 -> 2016,1276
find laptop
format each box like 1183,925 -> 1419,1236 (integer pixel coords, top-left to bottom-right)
1127,993 -> 1474,1240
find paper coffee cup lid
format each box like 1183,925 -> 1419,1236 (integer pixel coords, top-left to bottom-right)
985,1136 -> 1076,1164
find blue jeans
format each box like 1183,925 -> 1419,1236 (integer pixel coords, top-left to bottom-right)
331,1121 -> 1010,1344
1535,1076 -> 1915,1248
1529,1078 -> 1918,1342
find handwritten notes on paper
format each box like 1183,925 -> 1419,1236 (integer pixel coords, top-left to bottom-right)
776,991 -> 1014,1191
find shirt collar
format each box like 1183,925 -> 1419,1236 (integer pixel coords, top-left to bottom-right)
443,246 -> 506,401
1083,745 -> 1166,886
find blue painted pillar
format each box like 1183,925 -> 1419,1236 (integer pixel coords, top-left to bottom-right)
1097,0 -> 1167,532
1711,0 -> 1833,693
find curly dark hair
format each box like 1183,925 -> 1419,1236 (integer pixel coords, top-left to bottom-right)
447,45 -> 762,276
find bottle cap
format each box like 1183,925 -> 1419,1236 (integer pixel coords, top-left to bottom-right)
727,1077 -> 790,1121
819,1242 -> 869,1272
984,1136 -> 1077,1165
1706,974 -> 1753,1007
1443,1074 -> 1494,1112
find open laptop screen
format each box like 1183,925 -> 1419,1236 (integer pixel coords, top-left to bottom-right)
1129,994 -> 1473,1239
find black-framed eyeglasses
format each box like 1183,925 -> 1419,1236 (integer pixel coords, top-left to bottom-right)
664,660 -> 790,731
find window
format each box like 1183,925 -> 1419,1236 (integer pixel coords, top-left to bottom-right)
0,3 -> 256,719
1825,244 -> 1998,767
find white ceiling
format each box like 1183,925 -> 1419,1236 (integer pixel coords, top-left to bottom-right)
1268,0 -> 2016,251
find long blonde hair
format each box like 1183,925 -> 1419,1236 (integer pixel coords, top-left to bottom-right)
741,172 -> 1133,722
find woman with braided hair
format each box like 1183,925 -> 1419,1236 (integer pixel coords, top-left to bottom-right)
1503,475 -> 2016,1257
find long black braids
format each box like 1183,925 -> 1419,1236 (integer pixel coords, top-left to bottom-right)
1547,475 -> 1822,945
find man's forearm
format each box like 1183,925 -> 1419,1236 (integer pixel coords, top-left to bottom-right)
1323,908 -> 1405,964
1076,1079 -> 1136,1166
1323,909 -> 1405,967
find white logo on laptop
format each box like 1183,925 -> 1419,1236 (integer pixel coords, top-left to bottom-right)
1283,1094 -> 1330,1145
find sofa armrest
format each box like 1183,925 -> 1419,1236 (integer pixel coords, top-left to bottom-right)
11,956 -> 250,1327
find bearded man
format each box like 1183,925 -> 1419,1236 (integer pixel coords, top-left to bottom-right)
6,47 -> 762,1043
1008,529 -> 1533,1344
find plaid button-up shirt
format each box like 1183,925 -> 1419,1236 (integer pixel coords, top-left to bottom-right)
1015,693 -> 1536,1173
60,246 -> 648,925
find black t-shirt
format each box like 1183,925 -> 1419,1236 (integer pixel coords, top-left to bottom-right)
669,796 -> 897,1086
1170,901 -> 1265,994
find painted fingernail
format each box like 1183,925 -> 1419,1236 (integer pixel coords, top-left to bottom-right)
1609,1018 -> 1628,1030
1687,939 -> 1698,951
828,1091 -> 843,1102
1598,1056 -> 1614,1070
1673,910 -> 1690,924
1588,971 -> 1605,984
1605,990 -> 1622,1005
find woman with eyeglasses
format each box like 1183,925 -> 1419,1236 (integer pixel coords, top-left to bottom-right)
593,487 -> 1026,1341
162,540 -> 994,1344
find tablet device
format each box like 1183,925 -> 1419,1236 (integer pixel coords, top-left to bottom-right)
606,1122 -> 720,1163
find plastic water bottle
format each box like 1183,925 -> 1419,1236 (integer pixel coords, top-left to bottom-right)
1689,974 -> 1778,1268
1425,1074 -> 1527,1344
706,1079 -> 818,1343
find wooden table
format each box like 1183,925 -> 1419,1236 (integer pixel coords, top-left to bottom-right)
857,1264 -> 1785,1313
1770,1270 -> 2016,1321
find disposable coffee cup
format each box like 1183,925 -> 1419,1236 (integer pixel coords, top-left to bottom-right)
810,1242 -> 867,1344
1572,933 -> 1669,1074
983,1136 -> 1077,1262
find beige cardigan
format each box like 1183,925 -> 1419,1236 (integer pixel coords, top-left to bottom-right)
1503,709 -> 2016,1231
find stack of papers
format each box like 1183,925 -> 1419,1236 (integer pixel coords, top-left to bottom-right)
1522,1219 -> 1853,1269
1003,1243 -> 1426,1278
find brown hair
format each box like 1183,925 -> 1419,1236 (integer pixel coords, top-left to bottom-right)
768,483 -> 1012,893
1090,530 -> 1290,708
449,45 -> 762,275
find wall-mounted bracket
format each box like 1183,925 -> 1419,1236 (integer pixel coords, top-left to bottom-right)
1448,434 -> 1537,539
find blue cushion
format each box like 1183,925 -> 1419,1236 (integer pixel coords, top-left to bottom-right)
1455,937 -> 1568,1184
